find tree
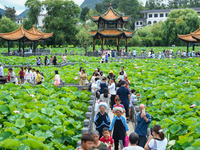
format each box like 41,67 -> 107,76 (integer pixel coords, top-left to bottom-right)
5,7 -> 16,21
23,18 -> 32,30
145,0 -> 166,9
80,7 -> 90,21
43,0 -> 80,46
76,27 -> 92,55
25,0 -> 42,25
0,13 -> 2,19
162,8 -> 200,46
94,2 -> 103,13
111,0 -> 119,9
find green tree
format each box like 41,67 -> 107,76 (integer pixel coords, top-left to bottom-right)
23,18 -> 32,30
75,27 -> 92,54
162,8 -> 200,46
145,0 -> 166,9
94,2 -> 103,13
25,0 -> 42,25
5,7 -> 16,21
80,7 -> 90,21
43,0 -> 81,46
0,13 -> 2,19
111,0 -> 119,9
102,0 -> 111,11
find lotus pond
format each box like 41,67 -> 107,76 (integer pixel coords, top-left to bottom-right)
0,54 -> 200,149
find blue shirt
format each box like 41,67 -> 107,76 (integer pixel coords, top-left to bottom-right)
105,54 -> 108,60
0,66 -> 3,76
117,87 -> 130,106
135,112 -> 151,136
109,116 -> 129,132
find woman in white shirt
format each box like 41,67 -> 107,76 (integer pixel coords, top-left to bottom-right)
54,70 -> 60,86
145,125 -> 168,150
100,88 -> 111,111
25,68 -> 33,83
108,79 -> 116,109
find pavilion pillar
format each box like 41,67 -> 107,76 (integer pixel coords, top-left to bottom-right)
22,41 -> 25,57
193,44 -> 195,51
8,41 -> 10,55
33,41 -> 36,52
31,42 -> 33,50
43,40 -> 45,49
117,38 -> 120,52
187,43 -> 189,54
93,38 -> 96,51
19,41 -> 21,53
125,38 -> 128,52
101,37 -> 104,50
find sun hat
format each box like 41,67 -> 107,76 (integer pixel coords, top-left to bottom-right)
113,107 -> 123,113
109,70 -> 113,73
98,102 -> 108,109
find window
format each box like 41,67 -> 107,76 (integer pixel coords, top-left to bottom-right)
18,21 -> 19,24
160,13 -> 164,17
148,21 -> 151,25
136,22 -> 139,25
140,22 -> 143,25
153,21 -> 157,24
166,13 -> 168,17
149,14 -> 152,18
154,14 -> 158,18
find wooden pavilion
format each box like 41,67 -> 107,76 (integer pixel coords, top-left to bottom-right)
0,24 -> 53,55
90,4 -> 134,52
178,25 -> 200,53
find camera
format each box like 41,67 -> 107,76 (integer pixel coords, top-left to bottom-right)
150,127 -> 153,136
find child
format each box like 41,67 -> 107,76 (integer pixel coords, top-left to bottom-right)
109,107 -> 129,150
100,127 -> 114,150
94,102 -> 111,138
129,89 -> 137,120
113,98 -> 125,116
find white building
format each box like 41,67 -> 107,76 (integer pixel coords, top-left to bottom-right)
135,7 -> 200,30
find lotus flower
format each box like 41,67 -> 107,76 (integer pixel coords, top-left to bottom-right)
190,104 -> 196,108
169,58 -> 171,60
163,76 -> 165,78
138,72 -> 141,74
159,81 -> 161,83
180,69 -> 181,70
13,110 -> 20,113
34,99 -> 37,102
155,61 -> 157,63
142,70 -> 144,72
189,57 -> 192,58
108,61 -> 110,63
135,64 -> 137,66
191,65 -> 193,67
185,82 -> 189,84
158,58 -> 160,60
198,77 -> 200,80
145,60 -> 147,62
143,65 -> 145,67
173,64 -> 175,66
30,94 -> 35,97
119,62 -> 122,64
74,76 -> 78,80
196,64 -> 199,66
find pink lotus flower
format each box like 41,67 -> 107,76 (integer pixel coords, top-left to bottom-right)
159,81 -> 161,83
143,65 -> 145,67
158,58 -> 160,60
108,61 -> 110,63
135,64 -> 137,66
189,57 -> 192,58
34,99 -> 37,102
145,60 -> 147,62
196,64 -> 199,66
74,76 -> 78,80
173,64 -> 175,66
30,94 -> 35,97
169,58 -> 171,60
142,70 -> 144,72
138,72 -> 141,74
180,69 -> 181,70
185,82 -> 190,84
174,67 -> 176,68
190,104 -> 196,108
119,62 -> 122,64
191,65 -> 193,67
155,61 -> 157,63
134,61 -> 137,63
13,110 -> 20,113
163,76 -> 165,78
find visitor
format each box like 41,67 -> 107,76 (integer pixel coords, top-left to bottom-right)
19,67 -> 25,85
79,69 -> 88,86
62,54 -> 67,63
50,56 -> 53,65
91,130 -> 108,150
124,75 -> 130,89
116,81 -> 130,122
37,57 -> 41,66
133,49 -> 136,57
41,72 -> 45,83
158,52 -> 162,59
32,69 -> 37,84
105,52 -> 108,63
8,68 -> 16,84
122,132 -> 144,150
170,48 -> 173,55
101,53 -> 106,63
188,51 -> 191,57
36,70 -> 42,85
135,104 -> 151,148
45,56 -> 48,65
109,107 -> 129,150
94,102 -> 111,138
75,133 -> 94,150
117,71 -> 125,81
100,127 -> 114,150
100,88 -> 111,109
99,71 -> 106,81
183,51 -> 187,58
112,97 -> 125,116
100,77 -> 108,94
91,77 -> 100,96
129,89 -> 137,120
107,70 -> 115,81
108,78 -> 116,109
144,125 -> 168,150
0,62 -> 4,77
25,68 -> 33,83
120,66 -> 127,75
128,50 -> 131,55
192,50 -> 196,57
89,72 -> 96,84
148,50 -> 151,58
54,70 -> 60,86
95,68 -> 100,75
152,52 -> 155,59
53,56 -> 57,65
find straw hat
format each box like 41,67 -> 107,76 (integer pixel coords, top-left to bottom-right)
98,102 -> 108,109
113,107 -> 123,113
109,70 -> 113,73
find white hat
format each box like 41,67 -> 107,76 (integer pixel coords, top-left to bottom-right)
113,107 -> 123,113
98,102 -> 108,109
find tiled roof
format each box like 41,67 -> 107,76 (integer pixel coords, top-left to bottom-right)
177,34 -> 197,43
28,25 -> 53,40
0,25 -> 44,41
102,9 -> 120,20
90,29 -> 133,37
100,29 -> 122,35
141,7 -> 200,13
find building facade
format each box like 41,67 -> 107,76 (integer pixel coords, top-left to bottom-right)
135,7 -> 200,30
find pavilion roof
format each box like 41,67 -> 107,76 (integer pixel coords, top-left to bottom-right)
91,4 -> 129,22
28,25 -> 53,40
90,29 -> 133,38
0,24 -> 44,41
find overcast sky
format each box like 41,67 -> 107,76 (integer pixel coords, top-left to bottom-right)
0,0 -> 84,15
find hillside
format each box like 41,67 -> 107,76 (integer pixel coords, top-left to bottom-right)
80,0 -> 103,10
0,8 -> 5,16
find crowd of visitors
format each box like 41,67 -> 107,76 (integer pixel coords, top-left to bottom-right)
76,67 -> 168,150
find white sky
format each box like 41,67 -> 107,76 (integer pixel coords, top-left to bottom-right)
0,0 -> 84,15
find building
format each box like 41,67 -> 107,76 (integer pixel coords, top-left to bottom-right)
135,7 -> 200,30
90,4 -> 134,51
16,9 -> 47,30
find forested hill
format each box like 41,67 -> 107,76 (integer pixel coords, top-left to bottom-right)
0,8 -> 5,16
80,0 -> 103,9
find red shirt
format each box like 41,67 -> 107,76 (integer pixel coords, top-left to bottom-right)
100,136 -> 114,150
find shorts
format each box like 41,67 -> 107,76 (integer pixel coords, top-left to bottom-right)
37,81 -> 42,85
20,78 -> 24,81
